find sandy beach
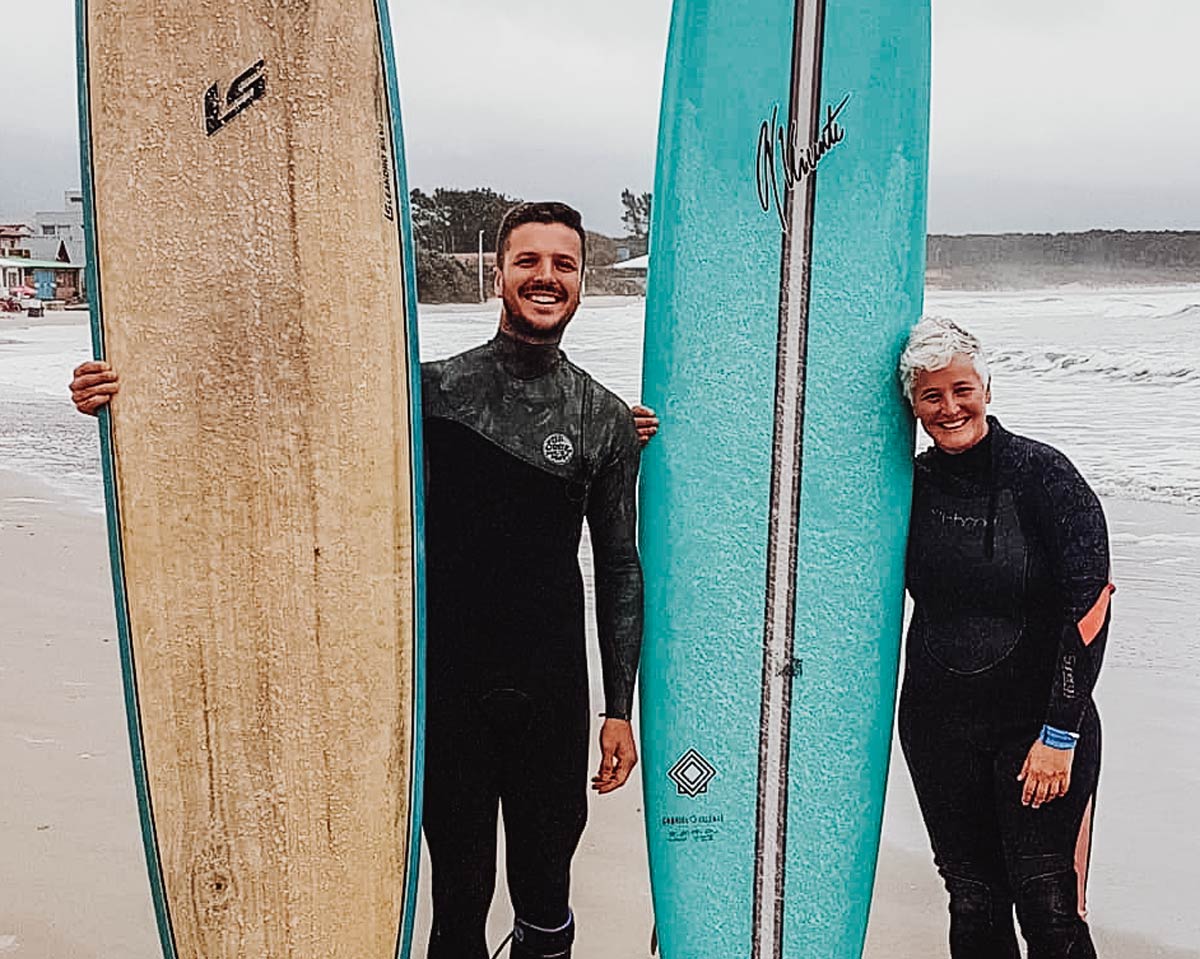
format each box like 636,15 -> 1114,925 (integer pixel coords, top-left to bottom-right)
3,303 -> 1200,957
3,476 -> 1199,957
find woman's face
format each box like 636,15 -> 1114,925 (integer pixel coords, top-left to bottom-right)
911,354 -> 991,453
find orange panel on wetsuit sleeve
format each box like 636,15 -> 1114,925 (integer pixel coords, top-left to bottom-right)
1077,584 -> 1115,647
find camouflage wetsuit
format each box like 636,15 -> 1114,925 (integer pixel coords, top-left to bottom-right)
420,333 -> 643,959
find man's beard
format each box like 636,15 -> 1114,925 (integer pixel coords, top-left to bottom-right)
501,282 -> 579,343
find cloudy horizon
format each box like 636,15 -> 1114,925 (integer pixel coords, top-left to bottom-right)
3,0 -> 1199,237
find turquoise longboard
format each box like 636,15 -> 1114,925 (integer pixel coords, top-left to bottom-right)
639,1 -> 930,957
77,2 -> 424,957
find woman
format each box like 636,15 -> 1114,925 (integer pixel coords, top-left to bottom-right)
898,316 -> 1113,959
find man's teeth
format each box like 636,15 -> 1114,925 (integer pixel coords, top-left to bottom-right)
940,419 -> 968,430
528,294 -> 559,304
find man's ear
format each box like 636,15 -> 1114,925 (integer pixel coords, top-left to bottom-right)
492,265 -> 502,298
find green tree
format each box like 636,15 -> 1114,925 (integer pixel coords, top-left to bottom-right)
620,189 -> 652,240
410,188 -> 451,252
409,187 -> 523,253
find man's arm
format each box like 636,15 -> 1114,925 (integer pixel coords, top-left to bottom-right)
586,407 -> 645,794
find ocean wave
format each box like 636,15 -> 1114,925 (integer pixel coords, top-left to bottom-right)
1091,473 -> 1200,509
1161,303 -> 1200,321
1094,300 -> 1200,321
989,347 -> 1199,384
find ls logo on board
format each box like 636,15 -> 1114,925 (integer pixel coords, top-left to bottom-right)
205,59 -> 267,136
755,93 -> 850,232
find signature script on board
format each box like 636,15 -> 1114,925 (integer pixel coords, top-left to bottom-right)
755,94 -> 851,232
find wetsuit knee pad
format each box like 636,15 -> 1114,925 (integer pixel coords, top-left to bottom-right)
1014,870 -> 1096,959
943,872 -> 1003,924
941,873 -> 1020,959
510,912 -> 575,959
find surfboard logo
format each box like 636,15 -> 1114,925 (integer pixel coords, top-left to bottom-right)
378,120 -> 396,222
205,59 -> 267,137
543,433 -> 574,466
755,94 -> 850,232
668,749 -> 717,798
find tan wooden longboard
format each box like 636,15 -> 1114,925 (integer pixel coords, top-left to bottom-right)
77,2 -> 423,956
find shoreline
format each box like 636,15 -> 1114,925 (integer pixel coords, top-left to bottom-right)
5,272 -> 1200,326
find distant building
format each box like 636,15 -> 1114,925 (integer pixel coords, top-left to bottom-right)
1,236 -> 84,301
19,236 -> 73,263
610,254 -> 649,277
0,224 -> 31,255
34,190 -> 86,247
12,191 -> 90,299
1,258 -> 23,290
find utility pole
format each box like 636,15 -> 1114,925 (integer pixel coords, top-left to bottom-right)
478,229 -> 485,303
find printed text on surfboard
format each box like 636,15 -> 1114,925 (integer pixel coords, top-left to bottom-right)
756,94 -> 850,231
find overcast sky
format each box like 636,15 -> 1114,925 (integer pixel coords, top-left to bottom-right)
2,0 -> 1199,236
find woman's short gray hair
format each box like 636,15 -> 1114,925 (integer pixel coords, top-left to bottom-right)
898,315 -> 990,404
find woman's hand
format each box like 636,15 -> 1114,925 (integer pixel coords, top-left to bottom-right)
1018,740 -> 1074,808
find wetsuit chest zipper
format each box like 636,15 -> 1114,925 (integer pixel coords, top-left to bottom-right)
566,378 -> 595,507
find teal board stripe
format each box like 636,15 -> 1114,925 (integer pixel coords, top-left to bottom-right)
640,0 -> 930,956
74,4 -> 180,957
753,5 -> 827,954
374,2 -> 427,956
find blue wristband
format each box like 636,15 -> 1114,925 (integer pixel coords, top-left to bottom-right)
1040,724 -> 1080,750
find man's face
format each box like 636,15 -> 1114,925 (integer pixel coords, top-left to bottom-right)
495,222 -> 583,343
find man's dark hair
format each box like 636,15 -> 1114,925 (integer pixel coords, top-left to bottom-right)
495,201 -> 587,270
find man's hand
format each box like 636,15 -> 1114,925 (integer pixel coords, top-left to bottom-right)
630,404 -> 658,448
1018,740 -> 1074,808
592,718 -> 638,794
71,361 -> 120,415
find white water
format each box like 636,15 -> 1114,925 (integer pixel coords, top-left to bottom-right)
3,285 -> 1198,511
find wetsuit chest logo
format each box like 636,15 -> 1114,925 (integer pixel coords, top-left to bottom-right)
543,433 -> 575,466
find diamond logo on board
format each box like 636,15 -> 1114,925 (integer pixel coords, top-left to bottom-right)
668,749 -> 717,798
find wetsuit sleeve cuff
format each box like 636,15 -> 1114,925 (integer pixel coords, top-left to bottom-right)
1040,724 -> 1080,750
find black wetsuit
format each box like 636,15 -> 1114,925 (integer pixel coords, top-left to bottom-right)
420,334 -> 643,959
900,417 -> 1112,959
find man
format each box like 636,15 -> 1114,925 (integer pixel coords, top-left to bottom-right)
70,201 -> 655,959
